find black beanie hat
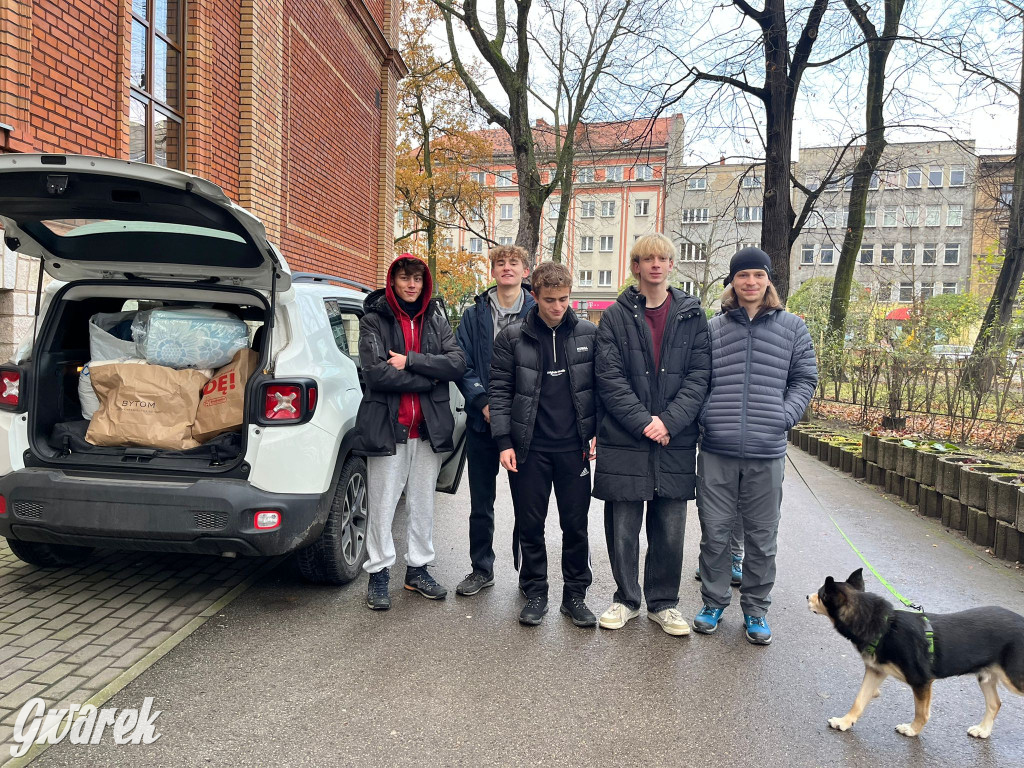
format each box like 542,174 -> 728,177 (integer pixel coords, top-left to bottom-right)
724,247 -> 772,285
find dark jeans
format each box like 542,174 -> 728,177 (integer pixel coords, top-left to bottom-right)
604,497 -> 686,612
466,426 -> 501,576
508,449 -> 592,600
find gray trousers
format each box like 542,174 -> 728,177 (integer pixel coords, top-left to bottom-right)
697,451 -> 784,617
364,438 -> 443,574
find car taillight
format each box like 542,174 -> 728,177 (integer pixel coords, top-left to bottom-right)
0,368 -> 21,410
254,511 -> 281,530
0,495 -> 6,515
307,386 -> 317,413
265,385 -> 301,420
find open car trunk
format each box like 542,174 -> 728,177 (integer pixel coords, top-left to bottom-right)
27,281 -> 273,474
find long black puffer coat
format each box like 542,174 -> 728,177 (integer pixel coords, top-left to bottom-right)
488,307 -> 596,463
352,289 -> 466,456
593,286 -> 711,501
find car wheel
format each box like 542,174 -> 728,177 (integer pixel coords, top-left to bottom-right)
297,455 -> 368,585
6,539 -> 94,568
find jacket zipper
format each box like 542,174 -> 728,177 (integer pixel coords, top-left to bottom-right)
409,317 -> 417,429
739,318 -> 753,459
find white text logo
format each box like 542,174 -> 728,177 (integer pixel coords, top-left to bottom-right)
11,698 -> 162,757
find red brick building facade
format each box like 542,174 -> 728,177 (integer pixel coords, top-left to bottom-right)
0,0 -> 404,351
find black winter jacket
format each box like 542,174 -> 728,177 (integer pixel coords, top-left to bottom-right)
351,289 -> 466,456
455,286 -> 535,432
593,287 -> 711,501
489,307 -> 597,463
700,307 -> 817,460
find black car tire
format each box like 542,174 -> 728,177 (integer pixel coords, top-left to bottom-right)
6,539 -> 94,568
297,455 -> 368,585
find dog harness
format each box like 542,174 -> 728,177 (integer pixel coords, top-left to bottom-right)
865,612 -> 935,659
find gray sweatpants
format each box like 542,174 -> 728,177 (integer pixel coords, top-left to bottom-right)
697,451 -> 784,617
364,438 -> 443,574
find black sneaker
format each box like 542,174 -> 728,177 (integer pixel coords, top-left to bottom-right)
456,570 -> 494,596
404,565 -> 448,599
559,595 -> 597,627
519,596 -> 548,625
366,568 -> 391,611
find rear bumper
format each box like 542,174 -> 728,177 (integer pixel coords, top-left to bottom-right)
0,469 -> 326,556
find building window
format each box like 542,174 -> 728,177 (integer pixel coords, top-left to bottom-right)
469,238 -> 483,253
920,282 -> 934,299
130,0 -> 185,167
581,236 -> 594,252
548,201 -> 561,219
581,201 -> 595,218
899,282 -> 914,302
469,204 -> 485,220
605,166 -> 623,182
942,281 -> 958,294
601,200 -> 616,217
801,244 -> 814,264
682,208 -> 709,223
869,172 -> 880,190
680,243 -> 707,261
600,235 -> 614,252
859,244 -> 874,264
736,206 -> 763,222
469,171 -> 486,185
864,206 -> 876,227
844,175 -> 854,191
1000,183 -> 1013,207
928,165 -> 943,188
822,209 -> 839,228
824,177 -> 839,192
820,245 -> 834,264
442,236 -> 454,248
947,204 -> 963,227
880,245 -> 895,264
922,243 -> 937,264
741,175 -> 762,189
883,206 -> 898,227
949,165 -> 966,186
635,165 -> 654,181
806,176 -> 821,191
500,203 -> 514,220
687,177 -> 707,191
925,205 -> 941,226
635,199 -> 650,216
579,270 -> 593,287
498,236 -> 513,246
495,173 -> 514,187
903,206 -> 919,226
944,243 -> 960,264
876,283 -> 893,302
576,167 -> 595,184
906,167 -> 922,188
901,245 -> 915,264
545,235 -> 555,251
680,280 -> 695,295
598,270 -> 612,287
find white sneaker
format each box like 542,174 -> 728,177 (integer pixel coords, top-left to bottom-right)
599,602 -> 640,630
649,607 -> 691,636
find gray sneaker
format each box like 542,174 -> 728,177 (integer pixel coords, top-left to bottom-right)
456,571 -> 495,596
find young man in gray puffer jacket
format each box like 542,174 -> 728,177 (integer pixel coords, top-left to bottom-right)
692,247 -> 817,645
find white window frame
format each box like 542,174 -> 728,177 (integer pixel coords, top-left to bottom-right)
925,205 -> 941,226
899,282 -> 914,302
635,165 -> 654,181
903,206 -> 919,226
864,207 -> 876,228
944,243 -> 960,265
901,245 -> 915,265
578,270 -> 593,287
469,171 -> 486,185
497,236 -> 513,246
495,172 -> 514,187
686,177 -> 707,191
859,244 -> 874,264
599,235 -> 614,252
598,270 -> 613,287
499,203 -> 514,220
680,243 -> 707,262
581,200 -> 595,218
883,206 -> 898,227
928,165 -> 944,188
947,204 -> 963,227
741,175 -> 762,189
736,206 -> 763,222
819,245 -> 835,264
580,236 -> 594,252
601,200 -> 616,217
469,237 -> 483,254
548,201 -> 561,219
880,245 -> 895,264
920,282 -> 934,300
801,244 -> 814,264
942,282 -> 958,294
906,167 -> 922,188
949,165 -> 966,187
605,166 -> 623,182
682,207 -> 709,223
922,243 -> 937,264
576,167 -> 595,184
635,199 -> 650,216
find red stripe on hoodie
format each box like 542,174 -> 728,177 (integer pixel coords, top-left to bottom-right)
384,254 -> 434,439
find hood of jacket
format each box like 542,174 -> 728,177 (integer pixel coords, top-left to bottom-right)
364,254 -> 437,318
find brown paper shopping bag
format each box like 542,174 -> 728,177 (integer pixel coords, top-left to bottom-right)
192,348 -> 259,443
85,363 -> 210,450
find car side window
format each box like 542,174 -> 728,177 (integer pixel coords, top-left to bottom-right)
323,299 -> 361,365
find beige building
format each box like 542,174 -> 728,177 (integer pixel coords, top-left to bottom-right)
971,153 -> 1014,299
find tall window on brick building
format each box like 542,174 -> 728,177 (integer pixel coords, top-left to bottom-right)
130,0 -> 185,168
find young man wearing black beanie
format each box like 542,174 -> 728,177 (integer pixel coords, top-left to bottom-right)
693,247 -> 817,645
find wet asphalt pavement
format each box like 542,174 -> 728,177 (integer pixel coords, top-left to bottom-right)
31,449 -> 1024,767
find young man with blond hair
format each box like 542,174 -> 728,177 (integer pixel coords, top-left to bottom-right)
594,233 -> 711,636
454,245 -> 535,596
489,261 -> 598,627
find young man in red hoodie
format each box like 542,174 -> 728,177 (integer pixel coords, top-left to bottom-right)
353,255 -> 466,611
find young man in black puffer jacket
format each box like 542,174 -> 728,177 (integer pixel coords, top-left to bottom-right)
593,234 -> 711,637
489,262 -> 598,627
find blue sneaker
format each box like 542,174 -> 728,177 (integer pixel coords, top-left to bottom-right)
744,614 -> 772,645
731,555 -> 743,587
693,605 -> 724,634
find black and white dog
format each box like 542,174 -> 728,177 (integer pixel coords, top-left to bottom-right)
808,568 -> 1024,738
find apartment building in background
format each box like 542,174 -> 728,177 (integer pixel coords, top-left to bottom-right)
971,153 -> 1014,299
791,140 -> 977,302
0,0 -> 404,356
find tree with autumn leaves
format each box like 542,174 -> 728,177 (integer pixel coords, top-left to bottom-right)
395,0 -> 493,279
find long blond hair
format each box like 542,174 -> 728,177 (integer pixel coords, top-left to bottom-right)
720,282 -> 784,313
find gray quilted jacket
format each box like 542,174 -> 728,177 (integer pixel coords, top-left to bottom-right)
700,307 -> 817,459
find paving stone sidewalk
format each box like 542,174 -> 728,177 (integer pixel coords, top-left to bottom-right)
0,541 -> 273,764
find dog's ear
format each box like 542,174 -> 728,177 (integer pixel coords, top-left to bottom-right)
824,576 -> 835,589
846,568 -> 865,591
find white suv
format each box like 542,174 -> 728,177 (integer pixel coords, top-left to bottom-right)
0,155 -> 466,584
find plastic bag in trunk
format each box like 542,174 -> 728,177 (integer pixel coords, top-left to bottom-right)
132,308 -> 248,369
89,311 -> 137,360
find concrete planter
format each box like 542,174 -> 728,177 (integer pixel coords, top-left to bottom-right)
896,442 -> 920,479
817,435 -> 835,462
985,473 -> 1024,524
1017,487 -> 1024,533
918,485 -> 942,518
862,432 -> 880,463
852,456 -> 867,478
935,455 -> 985,498
968,507 -> 997,548
840,447 -> 859,473
866,462 -> 886,486
958,464 -> 1011,510
885,470 -> 905,497
878,437 -> 901,471
915,449 -> 959,486
995,521 -> 1023,563
902,478 -> 920,506
941,496 -> 969,531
